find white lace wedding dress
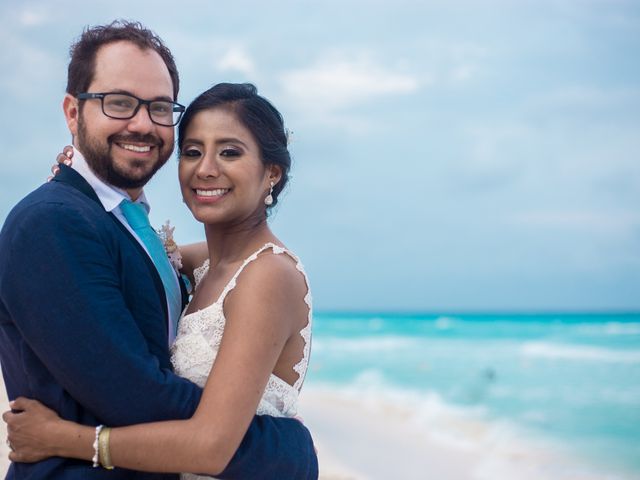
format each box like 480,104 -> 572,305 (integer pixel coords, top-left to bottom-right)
170,243 -> 312,480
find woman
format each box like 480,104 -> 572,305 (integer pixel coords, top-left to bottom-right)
3,83 -> 313,478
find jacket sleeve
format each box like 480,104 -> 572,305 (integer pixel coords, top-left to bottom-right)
2,200 -> 202,425
218,416 -> 318,480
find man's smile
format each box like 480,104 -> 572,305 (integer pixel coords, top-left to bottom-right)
119,143 -> 153,153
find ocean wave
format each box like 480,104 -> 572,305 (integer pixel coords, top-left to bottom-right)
434,316 -> 458,330
312,335 -> 419,353
491,384 -> 640,406
576,322 -> 640,336
520,342 -> 640,363
306,373 -> 489,435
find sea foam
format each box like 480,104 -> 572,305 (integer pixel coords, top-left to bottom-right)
520,341 -> 640,363
304,376 -> 617,480
311,335 -> 418,353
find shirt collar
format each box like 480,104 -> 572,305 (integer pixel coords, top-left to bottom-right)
71,148 -> 151,214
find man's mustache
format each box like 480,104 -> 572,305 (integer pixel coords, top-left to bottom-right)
108,134 -> 164,148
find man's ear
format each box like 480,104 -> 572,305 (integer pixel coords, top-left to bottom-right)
63,94 -> 80,137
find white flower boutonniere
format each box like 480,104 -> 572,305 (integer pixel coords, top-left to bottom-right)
158,220 -> 182,271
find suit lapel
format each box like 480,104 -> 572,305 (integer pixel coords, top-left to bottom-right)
52,165 -> 170,328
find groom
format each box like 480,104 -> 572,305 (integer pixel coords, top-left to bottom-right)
0,20 -> 317,479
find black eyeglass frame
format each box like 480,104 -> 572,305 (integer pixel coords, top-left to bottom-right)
76,92 -> 186,127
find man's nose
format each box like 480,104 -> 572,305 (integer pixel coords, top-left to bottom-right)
126,105 -> 155,133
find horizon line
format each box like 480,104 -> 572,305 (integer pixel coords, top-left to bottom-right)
314,309 -> 640,316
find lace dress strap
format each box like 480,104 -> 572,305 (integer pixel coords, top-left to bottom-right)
218,242 -> 313,392
193,258 -> 210,290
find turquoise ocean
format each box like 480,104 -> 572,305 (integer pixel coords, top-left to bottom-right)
305,312 -> 640,479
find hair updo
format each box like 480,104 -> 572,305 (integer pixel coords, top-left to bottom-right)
178,83 -> 291,210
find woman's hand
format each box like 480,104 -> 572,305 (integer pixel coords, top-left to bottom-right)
3,397 -> 64,462
47,145 -> 74,181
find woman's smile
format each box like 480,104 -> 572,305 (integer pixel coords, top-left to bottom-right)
193,188 -> 231,203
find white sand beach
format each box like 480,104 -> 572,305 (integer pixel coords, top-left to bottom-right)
299,386 -> 629,480
300,388 -> 481,480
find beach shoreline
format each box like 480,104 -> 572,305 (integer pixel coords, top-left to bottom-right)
299,385 -> 637,480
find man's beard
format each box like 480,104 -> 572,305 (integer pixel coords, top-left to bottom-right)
77,115 -> 172,190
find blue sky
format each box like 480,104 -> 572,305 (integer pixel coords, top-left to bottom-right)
1,0 -> 639,311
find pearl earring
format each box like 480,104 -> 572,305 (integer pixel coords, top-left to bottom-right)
264,182 -> 275,206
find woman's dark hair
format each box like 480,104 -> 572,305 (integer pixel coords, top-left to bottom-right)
67,19 -> 179,99
178,83 -> 291,210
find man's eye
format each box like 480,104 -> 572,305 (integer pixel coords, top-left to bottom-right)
107,99 -> 135,109
151,103 -> 171,114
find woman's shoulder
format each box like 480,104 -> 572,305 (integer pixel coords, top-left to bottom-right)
247,245 -> 305,286
227,243 -> 309,305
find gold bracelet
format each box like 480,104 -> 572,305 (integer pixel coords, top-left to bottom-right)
98,426 -> 115,470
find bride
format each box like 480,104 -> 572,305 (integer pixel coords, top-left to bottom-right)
4,83 -> 314,478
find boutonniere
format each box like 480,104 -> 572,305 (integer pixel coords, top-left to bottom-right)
158,220 -> 182,271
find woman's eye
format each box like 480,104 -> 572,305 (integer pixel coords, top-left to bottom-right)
220,148 -> 241,157
181,148 -> 201,158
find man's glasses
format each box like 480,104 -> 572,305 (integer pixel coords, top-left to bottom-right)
77,92 -> 186,127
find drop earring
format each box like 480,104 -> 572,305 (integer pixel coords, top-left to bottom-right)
264,181 -> 275,206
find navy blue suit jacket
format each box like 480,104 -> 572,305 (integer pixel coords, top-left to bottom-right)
0,166 -> 317,479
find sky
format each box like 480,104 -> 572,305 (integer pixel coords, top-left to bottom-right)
1,0 -> 639,312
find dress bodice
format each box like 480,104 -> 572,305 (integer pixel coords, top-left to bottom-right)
170,243 -> 312,419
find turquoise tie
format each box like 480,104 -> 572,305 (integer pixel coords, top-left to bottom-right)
119,199 -> 181,343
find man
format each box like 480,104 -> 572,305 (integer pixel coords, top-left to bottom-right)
0,20 -> 317,479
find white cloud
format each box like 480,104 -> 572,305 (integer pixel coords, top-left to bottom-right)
279,54 -> 420,117
18,6 -> 48,27
216,47 -> 255,77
